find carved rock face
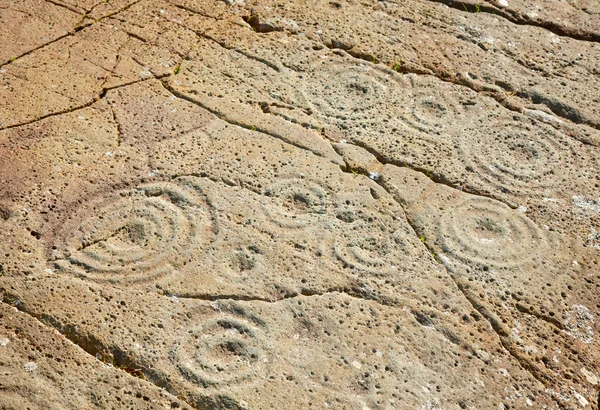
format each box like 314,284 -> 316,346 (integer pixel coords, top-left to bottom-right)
0,0 -> 599,409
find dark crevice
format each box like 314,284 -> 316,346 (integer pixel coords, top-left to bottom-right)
333,44 -> 518,96
185,27 -> 281,72
513,302 -> 566,332
520,89 -> 598,129
334,145 -> 563,401
156,58 -> 558,216
377,181 -> 557,397
227,46 -> 281,72
0,33 -> 72,68
108,104 -> 123,146
1,4 -> 587,408
6,66 -> 122,111
0,283 -> 384,410
75,0 -> 140,31
0,6 -> 32,15
3,70 -> 85,105
170,3 -> 219,20
395,207 -> 565,409
44,0 -> 84,15
167,9 -> 278,70
335,146 -> 586,399
0,295 -> 197,408
425,0 -> 600,43
84,0 -> 110,16
435,63 -> 599,137
162,287 -> 395,306
158,70 -> 520,211
99,38 -> 128,91
332,45 -> 600,137
157,80 -> 335,163
73,12 -> 90,32
1,102 -> 98,132
242,12 -> 283,34
129,55 -> 149,71
156,69 -> 519,212
1,0 -> 141,69
1,295 -> 94,361
89,0 -> 142,23
265,105 -> 322,131
454,33 -> 552,76
342,138 -> 517,209
255,23 -> 532,125
450,280 -> 556,390
110,14 -> 146,29
123,30 -> 149,44
0,74 -> 170,132
0,297 -> 103,361
347,49 -> 432,76
247,8 -> 599,137
72,0 -> 107,31
454,33 -> 490,52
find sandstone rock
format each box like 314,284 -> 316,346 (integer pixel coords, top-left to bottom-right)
0,0 -> 599,408
0,302 -> 193,409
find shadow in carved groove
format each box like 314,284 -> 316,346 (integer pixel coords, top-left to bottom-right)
171,315 -> 269,388
436,197 -> 548,270
331,211 -> 419,276
51,179 -> 216,284
261,177 -> 332,229
399,75 -> 465,135
295,61 -> 409,124
460,120 -> 577,196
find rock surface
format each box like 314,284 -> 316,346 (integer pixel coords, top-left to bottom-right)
0,0 -> 599,409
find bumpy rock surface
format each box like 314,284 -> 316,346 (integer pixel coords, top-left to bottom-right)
0,0 -> 599,409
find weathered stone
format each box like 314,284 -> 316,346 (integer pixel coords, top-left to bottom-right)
0,302 -> 193,409
0,0 -> 599,408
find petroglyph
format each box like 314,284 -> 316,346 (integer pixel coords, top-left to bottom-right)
1,0 -> 599,408
51,180 -> 215,284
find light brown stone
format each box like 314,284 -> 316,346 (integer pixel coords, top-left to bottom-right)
1,0 -> 599,408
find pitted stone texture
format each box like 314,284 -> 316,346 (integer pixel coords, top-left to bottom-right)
332,142 -> 382,176
101,2 -> 200,78
0,277 -> 558,409
168,33 -> 599,244
0,4 -> 201,129
0,0 -> 80,64
452,0 -> 600,40
0,73 -> 74,129
0,22 -> 129,128
0,102 -> 150,279
1,0 -> 600,408
105,80 -> 215,146
211,0 -> 600,140
50,179 -> 217,285
381,164 -> 600,407
25,118 -> 452,312
0,303 -> 193,409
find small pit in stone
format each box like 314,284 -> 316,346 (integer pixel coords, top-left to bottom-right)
473,218 -> 503,240
242,14 -> 281,33
507,142 -> 539,162
212,340 -> 248,359
291,193 -> 310,210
